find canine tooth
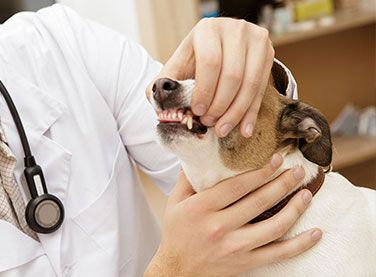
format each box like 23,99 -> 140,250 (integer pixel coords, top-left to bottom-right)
187,117 -> 193,130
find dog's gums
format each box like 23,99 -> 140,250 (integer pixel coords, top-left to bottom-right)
157,108 -> 208,134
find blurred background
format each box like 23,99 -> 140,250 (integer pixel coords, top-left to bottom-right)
1,0 -> 375,221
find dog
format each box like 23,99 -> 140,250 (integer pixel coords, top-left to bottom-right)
149,62 -> 376,276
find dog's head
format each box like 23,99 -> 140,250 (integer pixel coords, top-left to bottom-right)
149,62 -> 332,191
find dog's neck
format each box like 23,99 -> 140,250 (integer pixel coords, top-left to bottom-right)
270,149 -> 321,191
251,163 -> 325,223
180,146 -> 322,194
180,148 -> 325,223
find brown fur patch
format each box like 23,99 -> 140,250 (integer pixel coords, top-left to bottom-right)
218,61 -> 332,171
219,83 -> 285,171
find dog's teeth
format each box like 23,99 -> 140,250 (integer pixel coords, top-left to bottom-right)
177,111 -> 183,120
172,112 -> 177,119
187,117 -> 193,130
181,117 -> 188,124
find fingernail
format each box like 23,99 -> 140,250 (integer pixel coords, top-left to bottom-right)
194,104 -> 207,116
201,116 -> 216,126
311,229 -> 322,241
271,154 -> 283,168
219,123 -> 233,137
302,190 -> 312,204
293,167 -> 305,180
244,123 -> 254,137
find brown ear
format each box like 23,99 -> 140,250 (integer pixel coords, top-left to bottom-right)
278,102 -> 332,167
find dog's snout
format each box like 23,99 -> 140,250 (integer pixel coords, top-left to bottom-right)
152,78 -> 180,103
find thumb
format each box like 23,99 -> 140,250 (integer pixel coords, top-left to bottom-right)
163,31 -> 195,79
146,34 -> 195,100
168,171 -> 195,204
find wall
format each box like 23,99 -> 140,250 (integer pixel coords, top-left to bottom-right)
57,0 -> 141,43
135,0 -> 199,62
21,0 -> 55,11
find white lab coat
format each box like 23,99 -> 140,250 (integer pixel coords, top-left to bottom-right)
0,4 -> 180,277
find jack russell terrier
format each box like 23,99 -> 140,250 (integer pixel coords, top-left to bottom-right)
149,61 -> 376,276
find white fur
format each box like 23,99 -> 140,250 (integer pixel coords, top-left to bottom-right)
159,124 -> 235,192
180,79 -> 195,107
165,136 -> 376,276
156,80 -> 376,276
268,149 -> 320,193
243,173 -> 376,277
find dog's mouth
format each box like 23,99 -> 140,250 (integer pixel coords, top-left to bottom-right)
157,108 -> 208,134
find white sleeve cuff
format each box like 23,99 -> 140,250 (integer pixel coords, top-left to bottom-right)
274,59 -> 298,100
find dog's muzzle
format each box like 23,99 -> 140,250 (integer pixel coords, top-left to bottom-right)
152,78 -> 207,135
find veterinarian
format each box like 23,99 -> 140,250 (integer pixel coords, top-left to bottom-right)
0,4 -> 322,277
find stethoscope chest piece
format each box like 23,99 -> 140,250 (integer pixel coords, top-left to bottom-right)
1,80 -> 65,234
26,194 -> 64,233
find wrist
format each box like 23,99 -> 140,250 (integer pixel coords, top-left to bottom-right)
144,249 -> 182,277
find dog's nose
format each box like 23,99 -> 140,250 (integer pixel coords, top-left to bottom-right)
152,78 -> 180,103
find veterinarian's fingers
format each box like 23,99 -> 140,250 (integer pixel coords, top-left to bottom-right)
214,31 -> 274,137
246,228 -> 322,268
239,60 -> 273,138
200,22 -> 247,127
198,153 -> 283,211
244,189 -> 313,250
220,167 -> 306,228
168,171 -> 196,204
191,20 -> 222,117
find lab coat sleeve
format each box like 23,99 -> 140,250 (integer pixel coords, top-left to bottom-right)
51,4 -> 180,194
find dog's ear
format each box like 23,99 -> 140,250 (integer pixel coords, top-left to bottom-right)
279,102 -> 332,167
271,61 -> 289,96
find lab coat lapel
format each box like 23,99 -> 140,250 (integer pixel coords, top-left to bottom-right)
0,70 -> 71,274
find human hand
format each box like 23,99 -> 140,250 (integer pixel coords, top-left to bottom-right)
147,17 -> 275,138
145,154 -> 322,277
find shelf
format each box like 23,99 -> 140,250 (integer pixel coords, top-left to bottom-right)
272,9 -> 376,47
332,136 -> 376,170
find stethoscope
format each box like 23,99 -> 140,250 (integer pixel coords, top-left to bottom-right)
0,80 -> 64,233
